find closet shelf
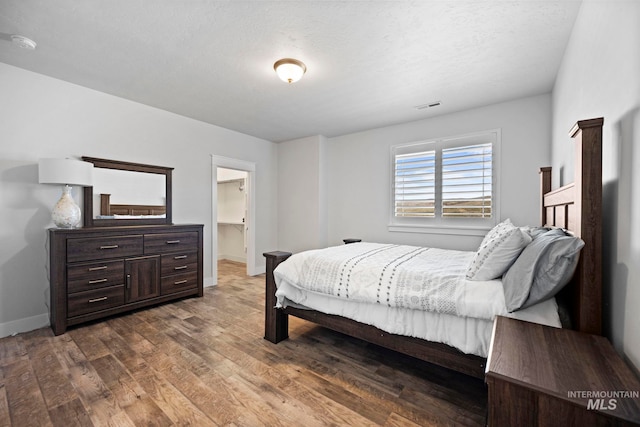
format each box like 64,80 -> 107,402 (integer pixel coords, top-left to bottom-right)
218,221 -> 244,226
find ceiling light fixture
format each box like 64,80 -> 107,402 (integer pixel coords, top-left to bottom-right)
274,58 -> 306,84
11,35 -> 37,50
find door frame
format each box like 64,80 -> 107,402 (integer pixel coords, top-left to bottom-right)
211,155 -> 257,285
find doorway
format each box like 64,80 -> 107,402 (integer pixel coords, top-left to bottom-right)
211,155 -> 256,285
217,167 -> 247,263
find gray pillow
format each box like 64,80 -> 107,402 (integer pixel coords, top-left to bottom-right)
502,229 -> 585,312
520,226 -> 552,240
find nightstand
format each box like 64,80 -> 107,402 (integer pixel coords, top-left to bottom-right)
343,238 -> 362,244
485,316 -> 640,426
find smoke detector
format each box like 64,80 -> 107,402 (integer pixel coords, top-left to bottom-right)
11,35 -> 37,50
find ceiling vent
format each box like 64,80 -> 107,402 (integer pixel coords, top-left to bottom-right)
414,101 -> 441,110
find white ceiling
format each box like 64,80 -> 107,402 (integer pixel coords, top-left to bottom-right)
0,0 -> 582,142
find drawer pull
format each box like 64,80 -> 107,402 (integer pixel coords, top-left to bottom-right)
88,296 -> 108,303
88,266 -> 108,271
174,279 -> 188,285
99,245 -> 119,250
88,278 -> 108,284
174,265 -> 188,271
166,240 -> 181,244
174,255 -> 188,260
126,274 -> 131,289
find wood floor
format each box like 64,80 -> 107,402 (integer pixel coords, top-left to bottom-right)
0,260 -> 487,426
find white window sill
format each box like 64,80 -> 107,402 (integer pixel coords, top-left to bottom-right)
388,223 -> 490,236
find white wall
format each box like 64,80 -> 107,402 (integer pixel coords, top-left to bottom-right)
551,0 -> 640,371
326,94 -> 552,251
0,63 -> 278,337
277,135 -> 328,253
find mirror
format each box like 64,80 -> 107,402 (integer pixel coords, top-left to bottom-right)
82,157 -> 173,227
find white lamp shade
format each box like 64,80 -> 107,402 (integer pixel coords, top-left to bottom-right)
38,158 -> 93,186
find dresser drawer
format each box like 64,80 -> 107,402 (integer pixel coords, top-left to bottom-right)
161,271 -> 198,295
144,232 -> 198,254
67,260 -> 124,293
67,235 -> 143,263
67,285 -> 125,318
161,251 -> 198,276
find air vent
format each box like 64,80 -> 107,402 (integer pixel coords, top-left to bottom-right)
414,101 -> 441,110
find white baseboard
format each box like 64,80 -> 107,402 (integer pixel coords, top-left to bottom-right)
0,312 -> 50,339
250,263 -> 266,276
217,254 -> 247,263
204,276 -> 217,288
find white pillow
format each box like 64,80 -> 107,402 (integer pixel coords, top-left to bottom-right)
466,219 -> 532,281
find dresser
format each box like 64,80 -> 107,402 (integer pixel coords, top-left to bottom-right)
48,224 -> 203,335
486,316 -> 640,426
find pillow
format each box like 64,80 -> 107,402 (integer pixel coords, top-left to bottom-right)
520,226 -> 551,240
478,218 -> 513,250
466,219 -> 532,281
502,229 -> 585,312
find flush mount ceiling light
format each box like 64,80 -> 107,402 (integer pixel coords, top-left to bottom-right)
11,35 -> 37,50
273,58 -> 306,83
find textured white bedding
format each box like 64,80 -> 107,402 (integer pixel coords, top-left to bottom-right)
273,243 -> 561,357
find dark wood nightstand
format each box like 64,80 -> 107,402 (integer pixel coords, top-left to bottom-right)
343,238 -> 362,244
486,316 -> 640,426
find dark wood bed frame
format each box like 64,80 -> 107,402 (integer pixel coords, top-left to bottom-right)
99,193 -> 167,216
264,118 -> 604,379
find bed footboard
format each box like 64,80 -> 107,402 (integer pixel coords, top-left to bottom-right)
264,251 -> 292,343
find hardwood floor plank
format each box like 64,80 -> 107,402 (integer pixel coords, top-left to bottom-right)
3,360 -> 53,427
144,348 -> 263,426
190,322 -> 375,426
22,330 -> 78,410
0,336 -> 27,368
90,354 -> 173,426
52,336 -> 136,427
0,260 -> 487,426
0,366 -> 11,427
385,412 -> 428,427
47,398 -> 94,427
67,324 -> 112,361
128,365 -> 217,427
295,367 -> 391,425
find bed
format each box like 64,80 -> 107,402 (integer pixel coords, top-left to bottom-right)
264,118 -> 603,379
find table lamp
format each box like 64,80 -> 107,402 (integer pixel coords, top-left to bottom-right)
38,158 -> 93,228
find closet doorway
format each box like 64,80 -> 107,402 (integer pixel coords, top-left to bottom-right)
211,156 -> 256,285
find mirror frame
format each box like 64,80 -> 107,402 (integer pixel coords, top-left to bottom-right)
82,156 -> 173,227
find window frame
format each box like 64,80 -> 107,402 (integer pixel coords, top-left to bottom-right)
388,129 -> 501,236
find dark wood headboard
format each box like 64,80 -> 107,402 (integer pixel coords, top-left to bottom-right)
99,193 -> 166,216
539,117 -> 603,335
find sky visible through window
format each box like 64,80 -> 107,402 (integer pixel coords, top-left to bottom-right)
395,143 -> 492,218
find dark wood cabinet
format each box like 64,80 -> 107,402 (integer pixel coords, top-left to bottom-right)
486,316 -> 640,426
125,255 -> 160,303
48,224 -> 203,335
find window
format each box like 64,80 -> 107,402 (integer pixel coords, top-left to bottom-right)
390,129 -> 499,235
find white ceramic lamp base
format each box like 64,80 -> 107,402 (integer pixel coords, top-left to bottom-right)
52,185 -> 81,228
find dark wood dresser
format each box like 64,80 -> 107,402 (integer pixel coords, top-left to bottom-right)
486,316 -> 640,426
48,224 -> 203,335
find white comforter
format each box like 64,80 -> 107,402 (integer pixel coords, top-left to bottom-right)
274,242 -> 505,320
273,242 -> 561,357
